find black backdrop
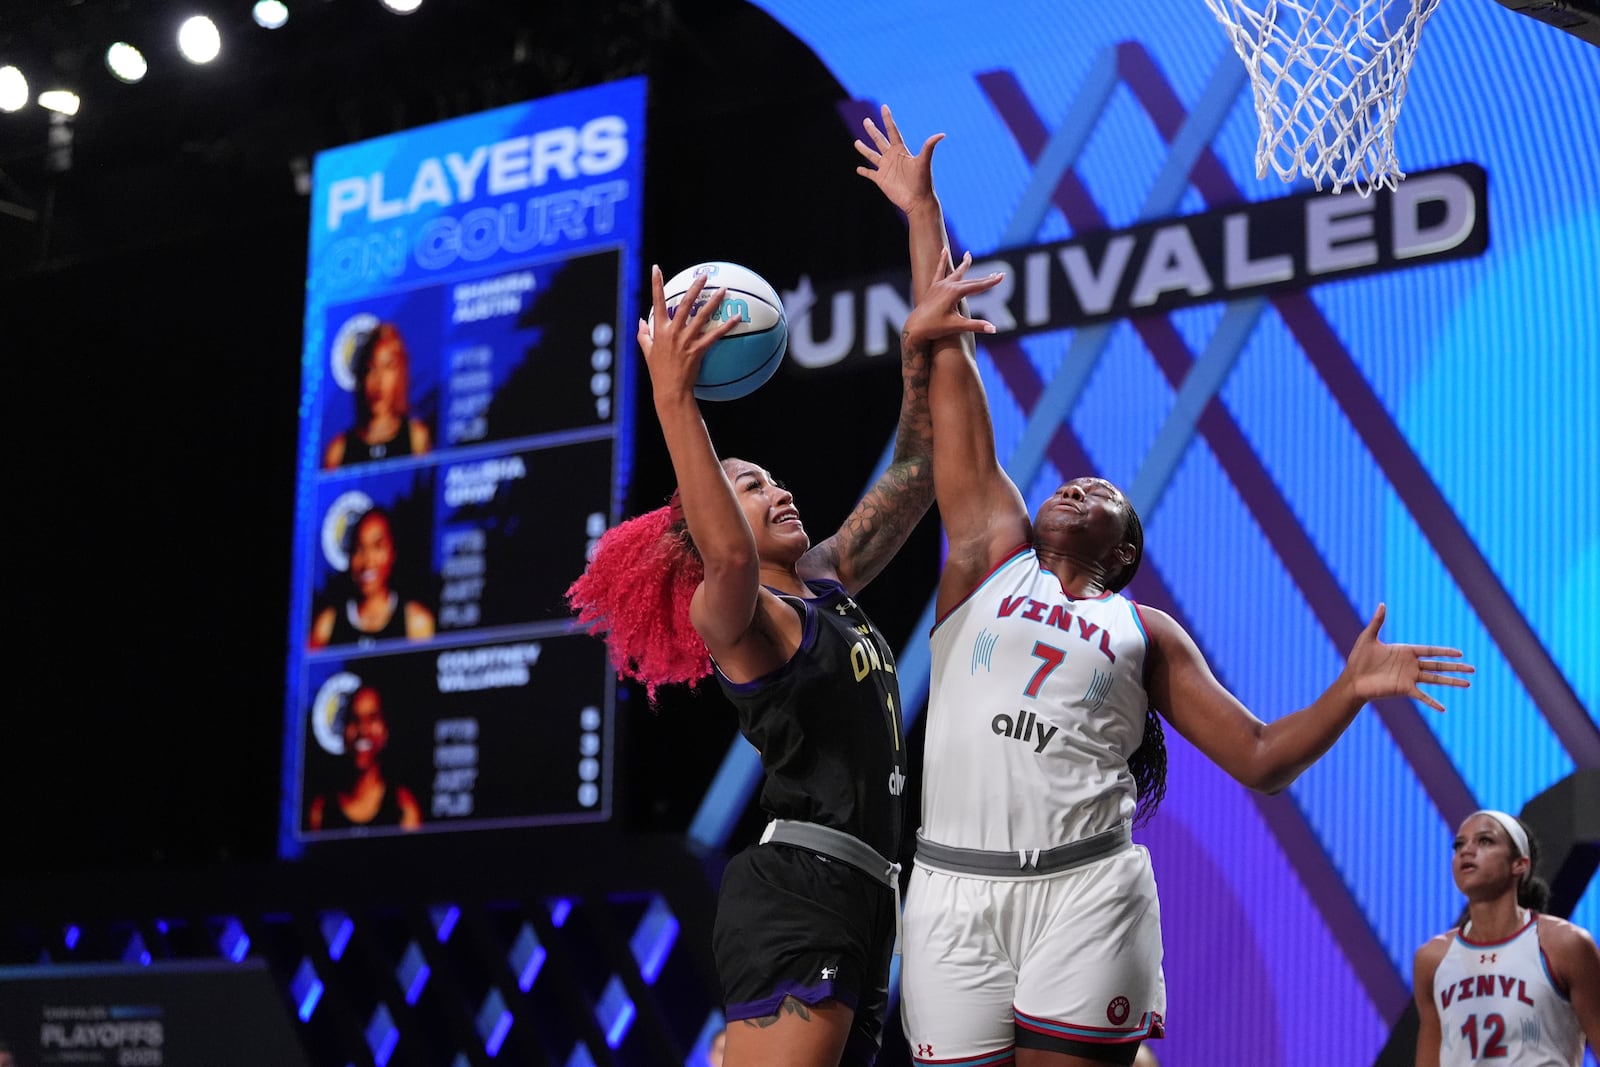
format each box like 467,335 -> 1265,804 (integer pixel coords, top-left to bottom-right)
1,0 -> 940,879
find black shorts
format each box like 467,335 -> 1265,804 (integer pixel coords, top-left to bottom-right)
713,842 -> 897,1066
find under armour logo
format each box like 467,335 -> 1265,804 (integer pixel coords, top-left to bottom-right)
1480,953 -> 1497,964
835,597 -> 858,615
820,965 -> 838,979
916,1044 -> 934,1058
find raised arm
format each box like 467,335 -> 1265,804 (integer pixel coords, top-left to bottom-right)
901,255 -> 1032,613
857,111 -> 1031,609
638,267 -> 752,651
799,284 -> 936,596
855,103 -> 951,302
1143,603 -> 1473,793
798,108 -> 956,595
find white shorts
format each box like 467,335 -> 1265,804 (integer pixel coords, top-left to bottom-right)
899,844 -> 1166,1064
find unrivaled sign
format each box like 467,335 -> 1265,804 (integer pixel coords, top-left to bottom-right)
783,163 -> 1488,370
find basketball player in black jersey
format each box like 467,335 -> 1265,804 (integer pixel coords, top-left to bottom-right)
645,261 -> 923,1067
569,254 -> 994,1065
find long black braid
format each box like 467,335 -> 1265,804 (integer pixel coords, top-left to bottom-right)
1129,707 -> 1168,827
1106,496 -> 1166,826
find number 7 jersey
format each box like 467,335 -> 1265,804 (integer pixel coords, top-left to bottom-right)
921,545 -> 1151,852
1433,915 -> 1586,1066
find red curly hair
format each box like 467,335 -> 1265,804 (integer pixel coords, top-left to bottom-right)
565,496 -> 710,704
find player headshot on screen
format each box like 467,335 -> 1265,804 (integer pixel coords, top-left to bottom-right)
308,684 -> 422,832
322,322 -> 433,469
309,506 -> 436,648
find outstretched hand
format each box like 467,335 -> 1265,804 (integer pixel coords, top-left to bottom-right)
902,252 -> 1002,344
1343,604 -> 1474,712
637,265 -> 742,400
855,103 -> 944,216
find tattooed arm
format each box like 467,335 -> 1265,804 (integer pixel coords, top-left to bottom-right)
799,321 -> 935,595
801,104 -> 975,596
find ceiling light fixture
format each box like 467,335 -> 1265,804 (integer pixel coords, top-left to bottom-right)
177,16 -> 223,64
0,66 -> 28,113
253,1 -> 290,29
39,90 -> 82,116
106,43 -> 149,84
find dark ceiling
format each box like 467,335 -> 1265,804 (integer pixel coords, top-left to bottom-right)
1,0 -> 677,276
1,0 -> 933,878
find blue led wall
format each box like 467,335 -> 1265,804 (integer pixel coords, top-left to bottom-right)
735,4 -> 1598,1062
280,78 -> 647,857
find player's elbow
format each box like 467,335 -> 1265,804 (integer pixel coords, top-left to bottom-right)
1233,751 -> 1299,795
700,548 -> 759,587
697,532 -> 760,573
1231,768 -> 1286,794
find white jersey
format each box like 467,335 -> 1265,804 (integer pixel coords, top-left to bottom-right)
922,546 -> 1151,852
1434,915 -> 1586,1066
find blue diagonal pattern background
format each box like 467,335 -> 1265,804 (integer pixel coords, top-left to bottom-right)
688,3 -> 1600,1062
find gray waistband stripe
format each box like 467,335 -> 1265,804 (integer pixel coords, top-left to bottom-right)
760,820 -> 905,957
914,822 -> 1131,877
760,819 -> 899,888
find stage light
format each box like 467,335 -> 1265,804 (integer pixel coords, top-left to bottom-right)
46,105 -> 73,172
253,1 -> 290,29
39,90 -> 80,116
378,0 -> 424,13
106,43 -> 148,84
0,66 -> 27,113
177,16 -> 222,64
289,155 -> 311,196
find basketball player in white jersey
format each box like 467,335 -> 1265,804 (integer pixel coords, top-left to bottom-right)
1413,810 -> 1600,1066
855,105 -> 1477,1066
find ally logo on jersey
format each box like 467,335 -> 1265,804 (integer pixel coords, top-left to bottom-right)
992,709 -> 1058,753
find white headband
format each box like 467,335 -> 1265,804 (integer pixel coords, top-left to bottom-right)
1473,809 -> 1530,863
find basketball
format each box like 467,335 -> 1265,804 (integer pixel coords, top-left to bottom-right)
654,261 -> 787,401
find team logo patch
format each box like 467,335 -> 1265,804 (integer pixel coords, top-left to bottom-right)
1107,995 -> 1131,1025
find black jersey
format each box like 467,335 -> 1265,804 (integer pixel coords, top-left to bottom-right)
327,594 -> 409,646
716,578 -> 907,861
317,783 -> 408,830
339,423 -> 415,465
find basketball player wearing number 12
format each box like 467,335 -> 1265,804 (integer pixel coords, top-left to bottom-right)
854,104 -> 1477,1066
1412,810 -> 1600,1066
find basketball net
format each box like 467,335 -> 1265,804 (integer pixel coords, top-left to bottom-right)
1204,0 -> 1443,195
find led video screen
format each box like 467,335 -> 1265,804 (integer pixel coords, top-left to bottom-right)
280,77 -> 646,854
725,5 -> 1598,1061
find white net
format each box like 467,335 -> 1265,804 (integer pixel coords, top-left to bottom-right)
1204,0 -> 1443,195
